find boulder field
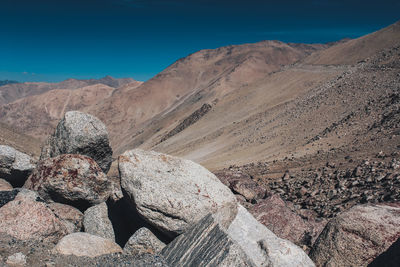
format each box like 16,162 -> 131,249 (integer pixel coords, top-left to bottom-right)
0,111 -> 398,266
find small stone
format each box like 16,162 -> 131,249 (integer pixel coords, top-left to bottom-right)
54,232 -> 122,258
124,227 -> 166,255
6,252 -> 26,266
84,202 -> 115,241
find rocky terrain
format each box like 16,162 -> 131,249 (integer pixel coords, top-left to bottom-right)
0,21 -> 399,266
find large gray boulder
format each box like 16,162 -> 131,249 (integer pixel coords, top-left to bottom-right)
40,111 -> 113,173
228,205 -> 315,267
124,227 -> 166,255
24,154 -> 112,211
119,149 -> 237,237
84,202 -> 115,241
310,203 -> 400,267
0,189 -> 68,243
162,205 -> 314,267
54,232 -> 123,258
0,145 -> 35,187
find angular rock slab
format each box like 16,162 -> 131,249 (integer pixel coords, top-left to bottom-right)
161,211 -> 256,267
40,111 -> 113,173
0,145 -> 35,187
124,227 -> 166,255
228,205 -> 315,267
119,149 -> 237,237
0,189 -> 68,243
84,202 -> 115,241
0,178 -> 13,191
48,202 -> 84,234
54,232 -> 123,258
24,154 -> 112,211
310,203 -> 400,267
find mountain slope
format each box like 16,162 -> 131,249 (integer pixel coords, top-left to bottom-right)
86,41 -> 326,153
133,21 -> 400,170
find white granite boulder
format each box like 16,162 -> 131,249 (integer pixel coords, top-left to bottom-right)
119,149 -> 237,237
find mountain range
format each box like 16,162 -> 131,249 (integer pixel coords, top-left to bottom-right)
0,21 -> 399,171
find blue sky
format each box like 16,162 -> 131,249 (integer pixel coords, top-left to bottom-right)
0,0 -> 399,82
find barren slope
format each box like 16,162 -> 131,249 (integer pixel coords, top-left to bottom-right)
87,41 -> 326,153
133,21 -> 400,170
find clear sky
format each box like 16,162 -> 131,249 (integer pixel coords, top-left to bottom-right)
0,0 -> 399,82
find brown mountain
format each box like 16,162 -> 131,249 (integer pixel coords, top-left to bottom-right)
116,21 -> 399,170
0,76 -> 138,105
85,40 -> 328,153
0,21 -> 399,172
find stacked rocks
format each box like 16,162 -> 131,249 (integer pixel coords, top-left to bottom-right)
2,111 -> 398,266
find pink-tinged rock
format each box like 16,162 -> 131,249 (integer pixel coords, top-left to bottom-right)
24,154 -> 112,211
310,203 -> 400,266
250,194 -> 325,247
0,190 -> 68,243
0,178 -> 13,191
48,203 -> 83,234
214,170 -> 265,202
54,232 -> 122,258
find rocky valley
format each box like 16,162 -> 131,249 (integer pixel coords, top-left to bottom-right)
0,20 -> 399,266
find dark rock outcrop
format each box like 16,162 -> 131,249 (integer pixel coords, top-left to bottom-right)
0,189 -> 19,208
162,205 -> 315,266
161,211 -> 256,267
160,103 -> 212,143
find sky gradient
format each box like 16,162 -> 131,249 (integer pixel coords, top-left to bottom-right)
0,0 -> 399,82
